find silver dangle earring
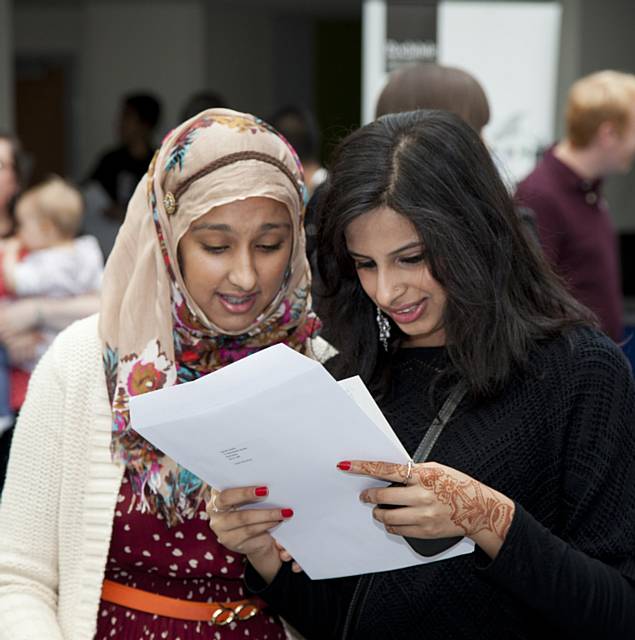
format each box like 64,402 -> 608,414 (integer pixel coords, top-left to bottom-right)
376,306 -> 391,351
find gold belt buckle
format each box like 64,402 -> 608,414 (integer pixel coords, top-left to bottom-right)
211,605 -> 236,626
234,602 -> 259,621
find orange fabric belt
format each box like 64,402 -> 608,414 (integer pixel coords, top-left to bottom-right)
101,579 -> 262,625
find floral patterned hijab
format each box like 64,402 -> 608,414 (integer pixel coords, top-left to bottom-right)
99,109 -> 320,525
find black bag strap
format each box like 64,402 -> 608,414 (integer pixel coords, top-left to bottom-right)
411,380 -> 468,463
342,379 -> 470,639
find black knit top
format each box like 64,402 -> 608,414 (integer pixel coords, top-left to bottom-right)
246,327 -> 635,639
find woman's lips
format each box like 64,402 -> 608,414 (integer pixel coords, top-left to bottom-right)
217,292 -> 258,314
386,298 -> 428,324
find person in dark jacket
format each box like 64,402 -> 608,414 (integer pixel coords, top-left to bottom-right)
208,110 -> 635,639
88,93 -> 162,223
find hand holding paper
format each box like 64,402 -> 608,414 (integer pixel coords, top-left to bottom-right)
130,343 -> 473,579
205,483 -> 295,584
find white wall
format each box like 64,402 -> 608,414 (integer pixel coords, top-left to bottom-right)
14,5 -> 81,55
81,1 -> 205,177
204,6 -> 276,118
13,1 -> 309,180
0,0 -> 14,132
14,1 -> 206,180
438,2 -> 562,184
554,0 -> 581,140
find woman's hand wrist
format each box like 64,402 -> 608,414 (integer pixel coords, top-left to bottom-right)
247,548 -> 283,585
467,491 -> 515,559
206,486 -> 292,585
343,460 -> 515,561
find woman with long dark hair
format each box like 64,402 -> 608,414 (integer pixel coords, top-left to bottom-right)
208,110 -> 635,639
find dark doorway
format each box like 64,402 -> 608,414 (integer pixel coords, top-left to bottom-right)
15,55 -> 75,185
314,18 -> 362,164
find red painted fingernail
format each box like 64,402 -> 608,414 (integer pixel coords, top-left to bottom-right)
281,508 -> 294,518
255,486 -> 268,497
337,461 -> 352,471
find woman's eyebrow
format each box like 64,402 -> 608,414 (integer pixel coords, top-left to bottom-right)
389,241 -> 423,256
190,222 -> 231,232
348,249 -> 371,259
260,222 -> 292,231
348,241 -> 423,258
190,222 -> 292,233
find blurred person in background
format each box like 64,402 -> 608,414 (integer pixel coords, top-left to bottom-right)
89,93 -> 162,218
373,62 -> 540,236
0,134 -> 24,239
374,63 -> 529,195
179,89 -> 228,123
0,177 -> 102,490
269,105 -> 327,284
516,70 -> 635,343
269,105 -> 326,197
83,93 -> 162,258
0,177 -> 103,424
0,133 -> 24,488
271,105 -> 327,286
375,62 -> 490,133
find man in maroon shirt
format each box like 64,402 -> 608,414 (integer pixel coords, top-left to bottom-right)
516,70 -> 635,342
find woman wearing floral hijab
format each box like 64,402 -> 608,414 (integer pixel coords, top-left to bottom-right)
0,109 -> 321,639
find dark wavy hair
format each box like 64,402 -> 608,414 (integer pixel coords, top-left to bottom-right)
315,110 -> 594,398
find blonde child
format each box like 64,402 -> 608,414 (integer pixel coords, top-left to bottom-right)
0,176 -> 103,427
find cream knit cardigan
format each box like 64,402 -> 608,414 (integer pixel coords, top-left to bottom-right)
0,314 -> 332,640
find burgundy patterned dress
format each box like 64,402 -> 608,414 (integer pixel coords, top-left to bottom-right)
94,472 -> 285,639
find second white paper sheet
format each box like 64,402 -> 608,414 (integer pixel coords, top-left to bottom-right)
130,344 -> 473,579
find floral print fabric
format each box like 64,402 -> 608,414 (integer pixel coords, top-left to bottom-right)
99,109 -> 320,526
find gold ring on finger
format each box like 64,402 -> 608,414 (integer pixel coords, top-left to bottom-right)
403,459 -> 414,485
210,491 -> 229,514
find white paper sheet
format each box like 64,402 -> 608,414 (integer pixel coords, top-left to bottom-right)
130,343 -> 474,579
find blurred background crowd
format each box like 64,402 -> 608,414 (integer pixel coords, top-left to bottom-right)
1,0 -> 635,474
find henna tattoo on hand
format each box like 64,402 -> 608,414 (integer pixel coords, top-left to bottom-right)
416,467 -> 514,541
359,461 -> 409,483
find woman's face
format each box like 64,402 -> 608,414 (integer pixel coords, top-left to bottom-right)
179,196 -> 293,333
345,206 -> 447,347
